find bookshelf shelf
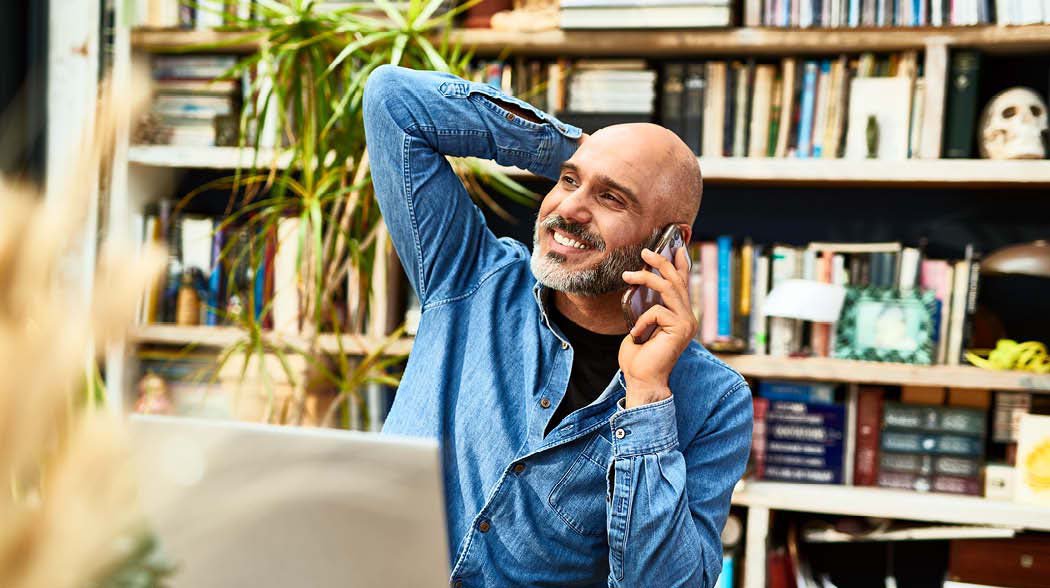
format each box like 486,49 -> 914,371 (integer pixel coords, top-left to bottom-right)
130,324 -> 414,356
731,481 -> 1050,532
718,354 -> 1050,392
131,25 -> 1050,56
129,147 -> 1050,187
128,145 -> 290,169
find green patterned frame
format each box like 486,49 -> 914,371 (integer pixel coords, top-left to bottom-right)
834,286 -> 938,365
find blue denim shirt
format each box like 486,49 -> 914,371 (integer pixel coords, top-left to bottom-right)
364,65 -> 752,588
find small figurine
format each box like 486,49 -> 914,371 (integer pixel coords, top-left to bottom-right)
135,372 -> 173,415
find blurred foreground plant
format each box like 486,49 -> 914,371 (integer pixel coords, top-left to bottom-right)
0,77 -> 170,587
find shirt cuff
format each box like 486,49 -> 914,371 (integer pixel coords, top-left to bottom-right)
609,396 -> 679,457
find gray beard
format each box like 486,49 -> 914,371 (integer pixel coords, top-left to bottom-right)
530,219 -> 661,296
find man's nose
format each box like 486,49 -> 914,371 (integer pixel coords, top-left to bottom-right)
552,189 -> 593,225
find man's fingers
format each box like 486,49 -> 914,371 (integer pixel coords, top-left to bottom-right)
622,268 -> 690,317
674,246 -> 691,285
628,304 -> 677,340
641,248 -> 685,288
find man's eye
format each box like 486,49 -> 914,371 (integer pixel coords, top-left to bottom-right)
600,193 -> 621,205
561,175 -> 577,186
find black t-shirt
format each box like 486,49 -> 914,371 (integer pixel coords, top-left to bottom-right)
544,305 -> 625,436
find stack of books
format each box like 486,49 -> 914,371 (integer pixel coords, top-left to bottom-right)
743,0 -> 1013,26
688,239 -> 981,366
133,0 -> 251,28
147,55 -> 239,147
752,381 -> 847,484
560,0 -> 732,29
566,60 -> 655,114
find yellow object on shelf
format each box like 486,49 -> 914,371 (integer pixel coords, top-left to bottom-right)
965,339 -> 1050,374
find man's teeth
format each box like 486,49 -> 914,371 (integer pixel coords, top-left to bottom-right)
552,231 -> 588,250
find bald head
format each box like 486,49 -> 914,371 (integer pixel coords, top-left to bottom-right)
586,123 -> 703,225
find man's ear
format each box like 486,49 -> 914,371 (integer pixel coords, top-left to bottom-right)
678,224 -> 693,245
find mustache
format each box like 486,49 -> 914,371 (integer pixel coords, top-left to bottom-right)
539,215 -> 606,251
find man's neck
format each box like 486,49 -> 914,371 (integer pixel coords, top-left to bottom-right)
552,289 -> 630,335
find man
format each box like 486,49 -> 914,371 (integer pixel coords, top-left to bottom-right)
363,65 -> 751,588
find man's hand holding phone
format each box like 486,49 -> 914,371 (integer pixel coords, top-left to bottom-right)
618,246 -> 697,409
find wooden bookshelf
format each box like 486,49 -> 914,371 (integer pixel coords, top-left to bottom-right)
131,25 -> 1050,56
128,145 -> 289,169
719,354 -> 1050,392
732,481 -> 1050,532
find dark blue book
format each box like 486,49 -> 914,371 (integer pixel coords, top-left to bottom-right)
759,380 -> 836,404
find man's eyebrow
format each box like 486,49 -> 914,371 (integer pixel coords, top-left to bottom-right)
559,162 -> 641,209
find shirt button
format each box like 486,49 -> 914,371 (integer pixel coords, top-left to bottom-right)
451,580 -> 462,588
615,428 -> 626,439
561,341 -> 569,350
540,397 -> 551,409
478,519 -> 491,533
512,463 -> 526,474
505,112 -> 515,121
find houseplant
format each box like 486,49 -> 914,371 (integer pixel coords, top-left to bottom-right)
186,0 -> 536,428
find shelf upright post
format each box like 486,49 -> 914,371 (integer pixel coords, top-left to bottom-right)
743,505 -> 770,588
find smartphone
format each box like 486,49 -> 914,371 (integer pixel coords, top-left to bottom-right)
621,224 -> 688,344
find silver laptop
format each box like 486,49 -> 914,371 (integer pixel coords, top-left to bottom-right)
128,415 -> 449,588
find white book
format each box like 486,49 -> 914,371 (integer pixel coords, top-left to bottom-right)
749,254 -> 770,355
768,246 -> 800,357
845,77 -> 913,161
195,0 -> 226,29
180,217 -> 215,274
748,65 -> 776,158
946,259 -> 971,366
273,217 -> 301,335
936,263 -> 955,365
898,247 -> 921,290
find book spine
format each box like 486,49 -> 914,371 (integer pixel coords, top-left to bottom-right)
684,64 -> 706,155
661,63 -> 686,144
717,236 -> 733,339
797,61 -> 818,158
737,240 -> 753,345
701,242 -> 719,343
206,227 -> 224,326
811,60 -> 832,158
854,387 -> 884,486
752,397 -> 769,479
750,249 -> 770,355
723,64 -> 738,157
942,50 -> 981,158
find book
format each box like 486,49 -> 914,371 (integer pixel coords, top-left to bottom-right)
736,240 -> 753,344
946,258 -> 972,366
854,386 -> 884,486
918,42 -> 949,159
683,64 -> 706,154
881,431 -> 984,456
796,61 -> 818,158
716,236 -> 734,339
661,63 -> 686,142
942,50 -> 982,158
883,403 -> 986,435
700,242 -> 719,343
811,60 -> 831,158
773,58 -> 797,158
273,217 -> 301,334
844,76 -> 913,160
748,64 -> 776,158
749,247 -> 770,354
759,380 -> 836,404
768,245 -> 801,356
702,62 -> 727,157
731,62 -> 752,157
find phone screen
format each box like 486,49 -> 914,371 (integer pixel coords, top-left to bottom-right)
621,224 -> 687,344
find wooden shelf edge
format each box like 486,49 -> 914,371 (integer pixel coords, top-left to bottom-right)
731,481 -> 1050,532
716,354 -> 1050,392
131,25 -> 1050,56
129,325 -> 414,356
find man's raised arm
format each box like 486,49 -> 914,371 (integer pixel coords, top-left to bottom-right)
362,65 -> 581,307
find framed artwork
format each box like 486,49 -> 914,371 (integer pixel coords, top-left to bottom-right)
834,287 -> 937,365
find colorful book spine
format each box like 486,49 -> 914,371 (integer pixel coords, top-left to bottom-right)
716,236 -> 733,339
206,227 -> 224,326
796,61 -> 819,158
700,242 -> 719,344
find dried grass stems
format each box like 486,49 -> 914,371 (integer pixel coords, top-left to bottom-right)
0,74 -> 166,588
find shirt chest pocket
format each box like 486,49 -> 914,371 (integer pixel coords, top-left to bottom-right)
547,433 -> 613,537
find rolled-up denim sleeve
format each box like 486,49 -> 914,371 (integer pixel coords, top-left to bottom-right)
606,382 -> 752,587
362,65 -> 581,307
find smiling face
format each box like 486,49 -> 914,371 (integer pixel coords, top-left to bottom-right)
530,123 -> 702,296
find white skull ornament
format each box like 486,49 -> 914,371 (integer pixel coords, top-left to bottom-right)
979,87 -> 1048,160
